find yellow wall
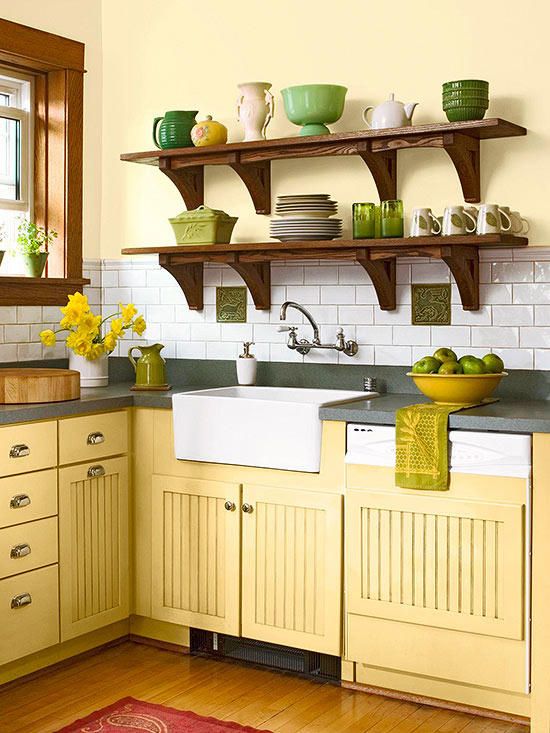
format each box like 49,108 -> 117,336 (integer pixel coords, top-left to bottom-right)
0,0 -> 103,259
100,0 -> 546,258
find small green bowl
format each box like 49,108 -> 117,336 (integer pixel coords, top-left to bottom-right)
443,98 -> 489,110
445,107 -> 487,122
442,91 -> 489,101
443,79 -> 489,91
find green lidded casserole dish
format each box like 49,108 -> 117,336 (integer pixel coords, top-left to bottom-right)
169,205 -> 238,245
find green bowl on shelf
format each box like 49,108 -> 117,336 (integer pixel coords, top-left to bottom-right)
444,106 -> 488,122
443,79 -> 489,92
443,97 -> 489,109
442,92 -> 489,103
281,84 -> 347,136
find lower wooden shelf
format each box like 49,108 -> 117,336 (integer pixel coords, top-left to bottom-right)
121,234 -> 528,312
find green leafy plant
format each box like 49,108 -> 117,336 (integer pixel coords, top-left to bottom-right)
16,218 -> 57,256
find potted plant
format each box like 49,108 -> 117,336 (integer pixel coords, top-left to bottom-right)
16,218 -> 57,277
40,292 -> 146,387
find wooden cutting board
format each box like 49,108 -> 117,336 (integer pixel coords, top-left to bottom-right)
0,368 -> 80,404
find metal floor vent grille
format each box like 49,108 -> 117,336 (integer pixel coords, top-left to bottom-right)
190,628 -> 341,683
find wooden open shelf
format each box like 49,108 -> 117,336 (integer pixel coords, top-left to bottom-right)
120,119 -> 526,213
0,277 -> 90,305
122,234 -> 528,312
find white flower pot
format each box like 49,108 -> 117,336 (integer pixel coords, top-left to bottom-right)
69,352 -> 109,388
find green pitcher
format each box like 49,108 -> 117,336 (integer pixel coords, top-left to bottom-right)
128,344 -> 170,391
152,110 -> 198,149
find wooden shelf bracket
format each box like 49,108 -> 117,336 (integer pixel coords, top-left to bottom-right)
356,252 -> 397,311
229,160 -> 271,214
229,259 -> 271,309
441,132 -> 481,204
159,256 -> 204,310
440,244 -> 479,310
159,159 -> 204,210
357,142 -> 397,201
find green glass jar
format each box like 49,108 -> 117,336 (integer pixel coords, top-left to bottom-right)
352,202 -> 376,239
381,199 -> 404,238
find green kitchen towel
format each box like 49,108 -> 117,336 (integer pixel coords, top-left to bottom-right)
395,402 -> 480,491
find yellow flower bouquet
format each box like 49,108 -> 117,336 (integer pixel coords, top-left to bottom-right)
40,292 -> 146,359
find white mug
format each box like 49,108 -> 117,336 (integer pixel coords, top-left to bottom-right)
409,207 -> 441,237
476,204 -> 511,235
442,206 -> 477,236
500,206 -> 529,235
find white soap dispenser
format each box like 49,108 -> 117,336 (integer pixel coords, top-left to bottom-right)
237,341 -> 257,386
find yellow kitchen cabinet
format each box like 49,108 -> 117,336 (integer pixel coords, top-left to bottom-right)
59,456 -> 129,641
151,474 -> 241,635
241,484 -> 342,655
345,469 -> 529,713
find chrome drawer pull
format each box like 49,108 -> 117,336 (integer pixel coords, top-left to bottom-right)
11,593 -> 32,609
10,444 -> 30,459
242,503 -> 254,514
88,465 -> 105,478
10,494 -> 31,509
10,543 -> 31,559
224,500 -> 236,512
87,431 -> 105,445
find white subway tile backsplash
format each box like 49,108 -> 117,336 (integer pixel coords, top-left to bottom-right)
471,327 -> 519,348
3,251 -> 550,370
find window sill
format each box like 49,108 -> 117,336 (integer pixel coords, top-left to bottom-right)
0,276 -> 90,305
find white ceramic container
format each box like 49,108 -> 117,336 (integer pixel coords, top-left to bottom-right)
237,81 -> 274,142
68,352 -> 109,387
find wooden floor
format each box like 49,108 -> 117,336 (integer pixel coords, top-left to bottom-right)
0,642 -> 528,733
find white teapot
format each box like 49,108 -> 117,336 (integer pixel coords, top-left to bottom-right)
362,93 -> 418,130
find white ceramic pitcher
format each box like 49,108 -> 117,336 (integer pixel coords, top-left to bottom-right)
237,82 -> 274,142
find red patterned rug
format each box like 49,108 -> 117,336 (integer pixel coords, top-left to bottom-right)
55,697 -> 272,733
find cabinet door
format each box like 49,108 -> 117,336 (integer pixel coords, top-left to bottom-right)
151,475 -> 241,635
347,488 -> 525,640
59,456 -> 129,641
241,484 -> 342,655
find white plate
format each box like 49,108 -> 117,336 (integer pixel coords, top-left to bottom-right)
271,235 -> 341,241
270,224 -> 342,229
277,194 -> 330,200
276,212 -> 335,218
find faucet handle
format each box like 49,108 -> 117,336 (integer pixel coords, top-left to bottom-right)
277,325 -> 293,332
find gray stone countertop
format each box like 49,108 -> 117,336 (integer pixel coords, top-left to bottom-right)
319,393 -> 550,433
0,384 -> 549,434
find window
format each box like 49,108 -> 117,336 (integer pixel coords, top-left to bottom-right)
0,69 -> 32,262
0,17 -> 88,304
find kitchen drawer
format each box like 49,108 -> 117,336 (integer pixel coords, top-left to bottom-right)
0,564 -> 59,665
0,469 -> 57,529
0,516 -> 58,579
58,411 -> 128,465
0,421 -> 57,477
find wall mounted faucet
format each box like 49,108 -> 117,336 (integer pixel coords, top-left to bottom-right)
278,301 -> 359,357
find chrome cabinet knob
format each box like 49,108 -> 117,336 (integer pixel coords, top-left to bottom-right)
87,431 -> 105,445
242,503 -> 254,514
10,444 -> 30,459
10,543 -> 31,559
11,592 -> 32,609
87,465 -> 106,478
224,501 -> 236,512
10,494 -> 31,509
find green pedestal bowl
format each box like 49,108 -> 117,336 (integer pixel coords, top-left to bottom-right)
281,84 -> 347,136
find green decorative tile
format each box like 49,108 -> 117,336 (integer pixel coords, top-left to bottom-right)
216,286 -> 247,323
411,284 -> 451,325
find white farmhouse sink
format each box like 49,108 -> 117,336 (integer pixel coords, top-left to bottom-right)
172,386 -> 374,472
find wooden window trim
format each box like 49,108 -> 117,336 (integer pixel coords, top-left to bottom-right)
0,17 -> 89,304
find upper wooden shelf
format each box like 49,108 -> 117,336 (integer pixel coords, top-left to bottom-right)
122,234 -> 528,313
120,118 -> 526,212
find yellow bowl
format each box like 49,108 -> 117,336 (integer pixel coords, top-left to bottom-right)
407,372 -> 507,405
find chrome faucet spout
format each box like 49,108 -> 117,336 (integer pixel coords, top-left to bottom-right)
280,301 -> 320,343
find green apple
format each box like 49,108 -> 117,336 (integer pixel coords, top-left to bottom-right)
433,348 -> 457,363
412,356 -> 442,374
438,361 -> 463,374
482,353 -> 504,374
458,354 -> 476,365
460,356 -> 487,374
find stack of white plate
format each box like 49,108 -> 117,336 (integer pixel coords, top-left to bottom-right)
270,194 -> 342,241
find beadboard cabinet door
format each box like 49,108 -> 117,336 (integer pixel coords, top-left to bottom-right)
151,475 -> 241,635
241,484 -> 342,655
59,456 -> 129,641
